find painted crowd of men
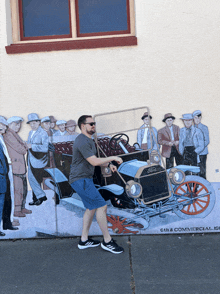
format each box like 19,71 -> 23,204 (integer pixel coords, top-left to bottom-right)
0,110 -> 209,237
0,114 -> 79,237
138,110 -> 209,179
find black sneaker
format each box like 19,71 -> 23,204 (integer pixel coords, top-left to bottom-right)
101,239 -> 124,254
78,238 -> 101,249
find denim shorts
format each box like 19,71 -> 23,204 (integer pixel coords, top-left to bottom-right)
71,178 -> 106,210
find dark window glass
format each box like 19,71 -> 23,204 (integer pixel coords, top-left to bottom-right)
21,0 -> 70,38
77,0 -> 129,35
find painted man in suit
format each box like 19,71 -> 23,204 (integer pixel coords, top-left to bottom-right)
137,112 -> 158,152
42,116 -> 56,167
0,116 -> 18,231
27,113 -> 49,206
179,113 -> 204,168
49,116 -> 57,135
0,140 -> 8,236
3,116 -> 31,218
41,116 -> 52,137
158,113 -> 182,169
193,110 -> 210,179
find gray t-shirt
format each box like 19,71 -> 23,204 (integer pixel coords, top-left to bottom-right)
69,133 -> 97,184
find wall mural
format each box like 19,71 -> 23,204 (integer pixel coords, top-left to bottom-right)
0,107 -> 219,239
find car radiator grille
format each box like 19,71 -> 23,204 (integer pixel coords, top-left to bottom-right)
138,165 -> 170,204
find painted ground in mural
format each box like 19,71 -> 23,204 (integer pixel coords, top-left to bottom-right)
1,182 -> 219,239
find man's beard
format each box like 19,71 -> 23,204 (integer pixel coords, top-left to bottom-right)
87,129 -> 96,135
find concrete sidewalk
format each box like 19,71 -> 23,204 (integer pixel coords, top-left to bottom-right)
0,234 -> 220,294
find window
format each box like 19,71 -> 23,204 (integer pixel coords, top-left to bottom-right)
6,0 -> 137,54
19,0 -> 72,40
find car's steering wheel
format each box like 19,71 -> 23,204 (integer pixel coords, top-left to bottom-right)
109,133 -> 129,150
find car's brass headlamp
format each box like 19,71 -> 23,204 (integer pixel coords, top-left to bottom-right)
149,150 -> 160,164
169,168 -> 185,185
125,180 -> 142,198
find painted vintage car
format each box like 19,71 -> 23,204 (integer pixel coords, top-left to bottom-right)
45,107 -> 215,234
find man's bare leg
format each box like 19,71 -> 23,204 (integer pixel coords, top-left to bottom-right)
81,208 -> 96,242
96,205 -> 111,243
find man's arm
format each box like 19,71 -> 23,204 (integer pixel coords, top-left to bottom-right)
86,155 -> 122,168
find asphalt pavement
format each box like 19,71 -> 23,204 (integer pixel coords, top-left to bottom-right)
1,234 -> 220,294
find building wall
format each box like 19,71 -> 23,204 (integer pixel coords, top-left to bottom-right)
1,0 -> 220,182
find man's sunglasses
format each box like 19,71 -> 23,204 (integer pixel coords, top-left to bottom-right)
84,122 -> 96,126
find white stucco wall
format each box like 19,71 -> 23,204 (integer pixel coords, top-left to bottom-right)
0,0 -> 220,181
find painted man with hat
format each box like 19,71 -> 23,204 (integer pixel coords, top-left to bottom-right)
0,136 -> 8,236
49,116 -> 57,135
66,120 -> 79,137
26,113 -> 49,206
41,116 -> 56,168
137,112 -> 158,152
3,116 -> 31,219
179,113 -> 204,168
0,116 -> 18,231
41,116 -> 52,137
53,120 -> 67,136
192,110 -> 210,179
158,113 -> 182,169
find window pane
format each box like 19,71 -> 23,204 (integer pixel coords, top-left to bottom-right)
77,0 -> 129,35
21,0 -> 70,38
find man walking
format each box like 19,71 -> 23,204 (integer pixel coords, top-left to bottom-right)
158,113 -> 182,169
69,115 -> 124,254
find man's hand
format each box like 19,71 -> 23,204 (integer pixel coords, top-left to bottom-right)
109,164 -> 118,173
112,156 -> 123,165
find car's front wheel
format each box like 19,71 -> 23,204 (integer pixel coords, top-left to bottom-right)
173,175 -> 216,219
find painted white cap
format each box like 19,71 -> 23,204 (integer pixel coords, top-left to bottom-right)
7,116 -> 24,124
192,110 -> 202,117
56,120 -> 67,126
41,116 -> 51,123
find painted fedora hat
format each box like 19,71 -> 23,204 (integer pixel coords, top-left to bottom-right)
27,113 -> 41,124
141,112 -> 152,120
162,113 -> 175,122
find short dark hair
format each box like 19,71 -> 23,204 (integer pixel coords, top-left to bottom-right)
78,115 -> 92,130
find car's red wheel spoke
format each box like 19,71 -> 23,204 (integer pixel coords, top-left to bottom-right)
107,215 -> 140,234
196,186 -> 204,195
192,184 -> 197,193
186,183 -> 191,193
180,187 -> 186,193
196,201 -> 204,209
198,198 -> 208,204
